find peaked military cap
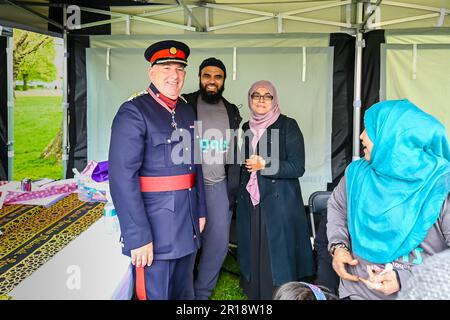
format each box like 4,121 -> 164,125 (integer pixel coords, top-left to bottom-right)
144,40 -> 190,66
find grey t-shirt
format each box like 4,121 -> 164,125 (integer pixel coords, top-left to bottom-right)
197,96 -> 230,186
326,176 -> 450,300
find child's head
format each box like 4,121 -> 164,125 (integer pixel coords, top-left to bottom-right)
273,282 -> 338,300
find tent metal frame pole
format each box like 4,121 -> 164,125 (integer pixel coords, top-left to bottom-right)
203,3 -> 274,17
205,7 -> 210,30
204,2 -> 352,31
132,15 -> 196,31
282,0 -> 352,16
125,15 -> 131,35
207,17 -> 273,32
379,0 -> 450,13
77,17 -> 128,30
6,36 -> 14,180
62,6 -> 69,178
140,7 -> 190,17
351,0 -> 383,161
176,0 -> 204,32
352,2 -> 364,162
282,15 -> 352,28
277,14 -> 283,33
78,6 -> 196,32
370,13 -> 442,28
363,0 -> 383,27
79,5 -> 187,18
365,0 -> 449,29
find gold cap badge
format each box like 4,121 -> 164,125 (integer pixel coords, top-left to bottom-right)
169,47 -> 177,54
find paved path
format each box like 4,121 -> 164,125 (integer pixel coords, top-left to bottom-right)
15,89 -> 62,97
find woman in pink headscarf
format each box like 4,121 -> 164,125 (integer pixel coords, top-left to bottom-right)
236,80 -> 315,300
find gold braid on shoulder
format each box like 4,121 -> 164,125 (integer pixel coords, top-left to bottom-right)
127,90 -> 148,101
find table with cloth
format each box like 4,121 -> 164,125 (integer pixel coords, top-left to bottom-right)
0,194 -> 132,299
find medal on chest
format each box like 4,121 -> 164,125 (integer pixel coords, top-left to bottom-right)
147,87 -> 179,130
171,111 -> 177,130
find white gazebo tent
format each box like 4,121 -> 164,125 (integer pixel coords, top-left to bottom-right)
0,0 -> 449,199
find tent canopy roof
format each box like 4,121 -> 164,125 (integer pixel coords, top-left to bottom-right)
0,0 -> 449,37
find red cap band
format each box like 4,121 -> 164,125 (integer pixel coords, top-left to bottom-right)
150,48 -> 186,63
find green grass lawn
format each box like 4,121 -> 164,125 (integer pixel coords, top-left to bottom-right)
211,246 -> 247,300
13,95 -> 63,180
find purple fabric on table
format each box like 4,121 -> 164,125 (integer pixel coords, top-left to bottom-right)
91,161 -> 109,182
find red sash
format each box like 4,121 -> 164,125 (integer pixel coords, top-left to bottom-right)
139,173 -> 195,192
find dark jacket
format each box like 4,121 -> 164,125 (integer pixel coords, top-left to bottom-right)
236,114 -> 315,286
182,90 -> 242,210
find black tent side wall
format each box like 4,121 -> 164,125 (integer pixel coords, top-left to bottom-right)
327,30 -> 385,189
362,30 -> 385,120
67,35 -> 89,177
48,1 -> 110,178
0,36 -> 8,180
328,33 -> 355,189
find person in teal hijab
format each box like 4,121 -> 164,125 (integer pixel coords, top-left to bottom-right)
327,99 -> 450,299
347,99 -> 450,264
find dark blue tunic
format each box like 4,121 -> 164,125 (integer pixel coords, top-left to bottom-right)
109,90 -> 207,260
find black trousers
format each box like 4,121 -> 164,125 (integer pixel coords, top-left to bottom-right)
240,204 -> 278,300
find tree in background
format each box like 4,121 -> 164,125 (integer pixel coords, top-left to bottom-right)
13,29 -> 57,90
41,126 -> 62,163
13,29 -> 61,165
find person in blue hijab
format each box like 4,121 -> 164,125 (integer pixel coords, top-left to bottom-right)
326,99 -> 450,300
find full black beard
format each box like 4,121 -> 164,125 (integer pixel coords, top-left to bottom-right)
199,81 -> 225,104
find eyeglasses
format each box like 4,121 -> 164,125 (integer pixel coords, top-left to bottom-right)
251,93 -> 273,102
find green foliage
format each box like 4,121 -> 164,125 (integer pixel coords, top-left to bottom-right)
13,95 -> 63,180
13,30 -> 57,90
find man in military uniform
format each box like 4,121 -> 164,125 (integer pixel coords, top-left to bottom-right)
109,40 -> 207,300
